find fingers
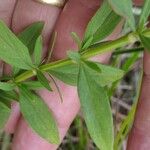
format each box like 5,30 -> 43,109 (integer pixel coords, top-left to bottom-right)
127,51 -> 150,150
11,0 -> 101,149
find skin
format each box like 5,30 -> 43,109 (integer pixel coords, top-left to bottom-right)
0,0 -> 148,149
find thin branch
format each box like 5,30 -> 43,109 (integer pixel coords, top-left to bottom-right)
13,29 -> 150,83
46,31 -> 57,63
48,74 -> 63,103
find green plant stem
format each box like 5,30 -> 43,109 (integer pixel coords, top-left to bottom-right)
14,30 -> 149,83
113,47 -> 144,55
113,71 -> 143,150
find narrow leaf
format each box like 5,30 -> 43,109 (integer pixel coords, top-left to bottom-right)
14,22 -> 44,73
37,70 -> 52,91
91,12 -> 121,44
33,36 -> 42,66
84,61 -> 101,73
67,51 -> 81,62
139,0 -> 150,29
0,82 -> 15,91
114,71 -> 142,149
19,85 -> 59,144
12,67 -> 20,76
82,1 -> 121,49
107,0 -> 135,31
48,64 -> 78,86
22,81 -> 44,90
114,104 -> 136,149
77,63 -> 114,150
0,90 -> 18,101
0,102 -> 11,129
18,22 -> 44,54
122,53 -> 139,72
140,34 -> 150,50
0,21 -> 34,70
83,1 -> 112,44
0,90 -> 18,107
93,63 -> 124,86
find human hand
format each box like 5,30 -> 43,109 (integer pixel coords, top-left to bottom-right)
0,0 -> 147,150
2,0 -> 108,149
127,1 -> 150,149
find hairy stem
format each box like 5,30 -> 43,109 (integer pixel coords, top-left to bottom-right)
14,30 -> 149,83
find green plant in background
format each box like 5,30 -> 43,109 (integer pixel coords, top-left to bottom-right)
0,0 -> 150,150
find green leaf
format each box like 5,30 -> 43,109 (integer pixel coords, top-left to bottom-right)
82,1 -> 121,50
0,90 -> 18,101
12,67 -> 20,76
18,22 -> 44,54
22,81 -> 44,90
33,36 -> 42,66
84,61 -> 101,73
77,63 -> 114,150
19,85 -> 59,144
14,22 -> 44,74
0,102 -> 11,129
139,0 -> 150,29
67,51 -> 81,62
0,21 -> 34,70
0,98 -> 11,108
91,13 -> 121,44
114,104 -> 136,149
140,34 -> 150,50
48,62 -> 124,86
0,82 -> 15,91
122,53 -> 139,72
49,64 -> 78,86
37,70 -> 52,91
107,0 -> 135,31
0,90 -> 18,107
82,37 -> 93,50
114,71 -> 142,149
